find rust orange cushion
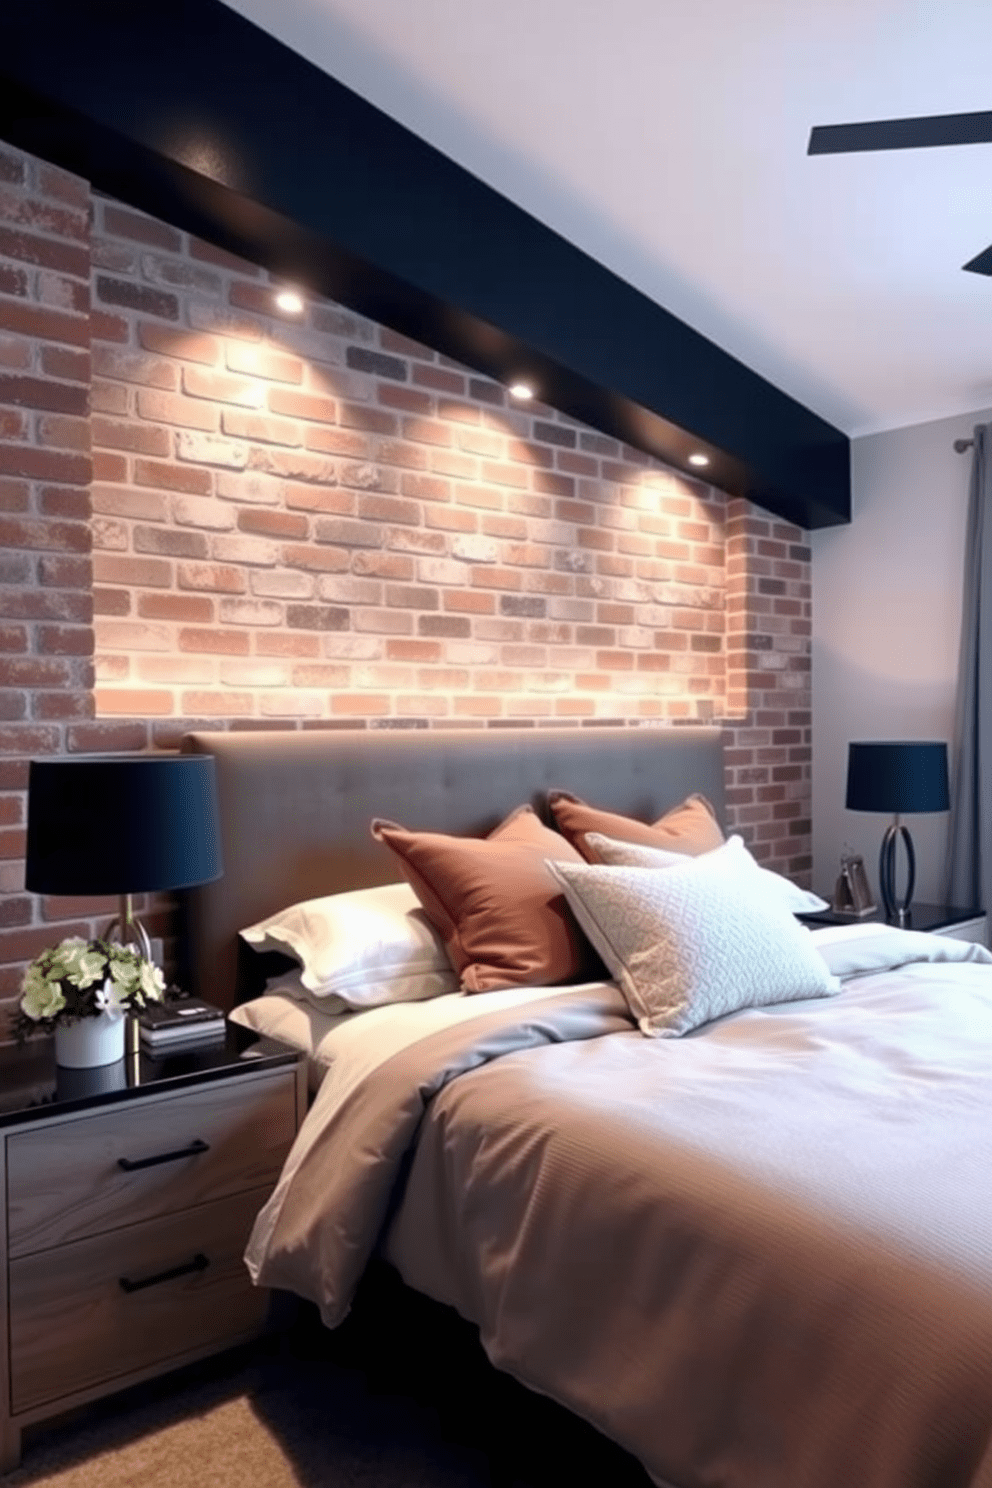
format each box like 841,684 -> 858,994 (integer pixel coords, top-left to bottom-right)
547,790 -> 724,863
371,805 -> 594,993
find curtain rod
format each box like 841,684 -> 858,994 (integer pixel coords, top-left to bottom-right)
954,439 -> 974,453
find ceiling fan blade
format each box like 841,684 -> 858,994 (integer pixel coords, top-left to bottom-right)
963,243 -> 992,276
808,110 -> 992,154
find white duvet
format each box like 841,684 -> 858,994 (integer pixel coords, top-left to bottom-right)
246,925 -> 992,1488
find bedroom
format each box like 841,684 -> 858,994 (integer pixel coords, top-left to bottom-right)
1,1 -> 991,1484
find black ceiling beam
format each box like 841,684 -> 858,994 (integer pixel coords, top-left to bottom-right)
1,0 -> 850,529
809,111 -> 992,155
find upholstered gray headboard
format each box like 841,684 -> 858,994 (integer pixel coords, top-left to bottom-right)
181,725 -> 726,1009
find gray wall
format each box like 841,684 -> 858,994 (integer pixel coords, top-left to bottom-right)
811,407 -> 991,905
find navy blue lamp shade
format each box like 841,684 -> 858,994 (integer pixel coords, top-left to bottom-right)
845,741 -> 950,816
845,741 -> 949,921
25,755 -> 222,957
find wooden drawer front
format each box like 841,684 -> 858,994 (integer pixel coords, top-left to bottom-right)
10,1188 -> 272,1413
7,1070 -> 296,1259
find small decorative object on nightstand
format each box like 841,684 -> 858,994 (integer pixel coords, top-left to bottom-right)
16,937 -> 166,1068
25,753 -> 223,962
845,740 -> 950,924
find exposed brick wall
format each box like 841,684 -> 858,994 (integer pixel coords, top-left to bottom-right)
88,195 -> 728,727
0,136 -> 812,1005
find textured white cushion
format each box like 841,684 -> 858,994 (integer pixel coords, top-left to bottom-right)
239,881 -> 458,1009
546,857 -> 840,1037
584,832 -> 829,914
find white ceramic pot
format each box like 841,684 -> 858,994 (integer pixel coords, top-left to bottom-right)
54,1012 -> 126,1068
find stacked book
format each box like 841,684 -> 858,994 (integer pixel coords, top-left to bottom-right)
138,996 -> 226,1053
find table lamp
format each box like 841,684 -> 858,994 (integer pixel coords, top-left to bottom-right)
25,754 -> 222,961
845,741 -> 949,924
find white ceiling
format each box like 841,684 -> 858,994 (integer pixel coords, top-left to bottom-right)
227,0 -> 992,438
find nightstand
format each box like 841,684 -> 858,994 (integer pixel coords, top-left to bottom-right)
0,1023 -> 306,1472
798,902 -> 987,945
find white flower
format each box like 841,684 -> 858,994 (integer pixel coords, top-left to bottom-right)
94,978 -> 127,1021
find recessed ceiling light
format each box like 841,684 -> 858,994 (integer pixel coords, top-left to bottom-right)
688,453 -> 710,467
274,289 -> 304,314
508,381 -> 534,400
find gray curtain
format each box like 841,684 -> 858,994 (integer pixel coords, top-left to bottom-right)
946,424 -> 992,911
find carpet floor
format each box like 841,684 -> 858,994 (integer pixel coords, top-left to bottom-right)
5,1268 -> 653,1488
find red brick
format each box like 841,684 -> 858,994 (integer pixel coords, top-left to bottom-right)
237,509 -> 308,539
0,225 -> 88,279
37,625 -> 93,655
93,588 -> 131,616
93,688 -> 174,715
32,692 -> 93,721
281,544 -> 349,574
137,592 -> 214,622
0,151 -> 25,185
92,554 -> 172,588
133,458 -> 212,495
92,417 -> 170,457
133,525 -> 209,559
67,721 -> 149,753
0,298 -> 88,348
0,724 -> 60,755
178,628 -> 251,656
269,388 -> 338,424
101,203 -> 182,250
138,324 -> 220,365
0,448 -> 91,485
0,922 -> 91,963
0,516 -> 90,553
91,310 -> 129,344
177,562 -> 247,594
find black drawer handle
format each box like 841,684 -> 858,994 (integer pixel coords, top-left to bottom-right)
118,1138 -> 210,1171
119,1252 -> 210,1294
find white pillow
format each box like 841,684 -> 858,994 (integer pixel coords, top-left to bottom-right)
545,857 -> 840,1038
239,881 -> 459,1009
229,992 -> 353,1093
584,832 -> 829,914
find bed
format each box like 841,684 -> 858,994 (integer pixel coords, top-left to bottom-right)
181,725 -> 992,1488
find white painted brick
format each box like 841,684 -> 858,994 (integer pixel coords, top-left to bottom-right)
416,558 -> 464,586
250,570 -> 315,599
450,534 -> 499,563
94,620 -> 172,652
219,599 -> 284,627
175,430 -> 249,469
172,496 -> 236,530
219,660 -> 291,687
258,691 -> 325,717
322,635 -> 383,660
443,643 -> 499,665
316,575 -> 382,604
216,471 -> 282,505
210,535 -> 278,566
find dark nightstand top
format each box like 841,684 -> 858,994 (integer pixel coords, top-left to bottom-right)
0,1023 -> 301,1130
797,902 -> 984,935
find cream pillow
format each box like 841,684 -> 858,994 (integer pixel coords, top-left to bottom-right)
584,832 -> 829,914
546,857 -> 840,1037
239,881 -> 458,1009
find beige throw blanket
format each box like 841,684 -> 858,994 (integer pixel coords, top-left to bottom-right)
246,929 -> 992,1488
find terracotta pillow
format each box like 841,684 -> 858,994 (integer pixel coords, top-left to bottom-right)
547,790 -> 724,864
371,805 -> 594,993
